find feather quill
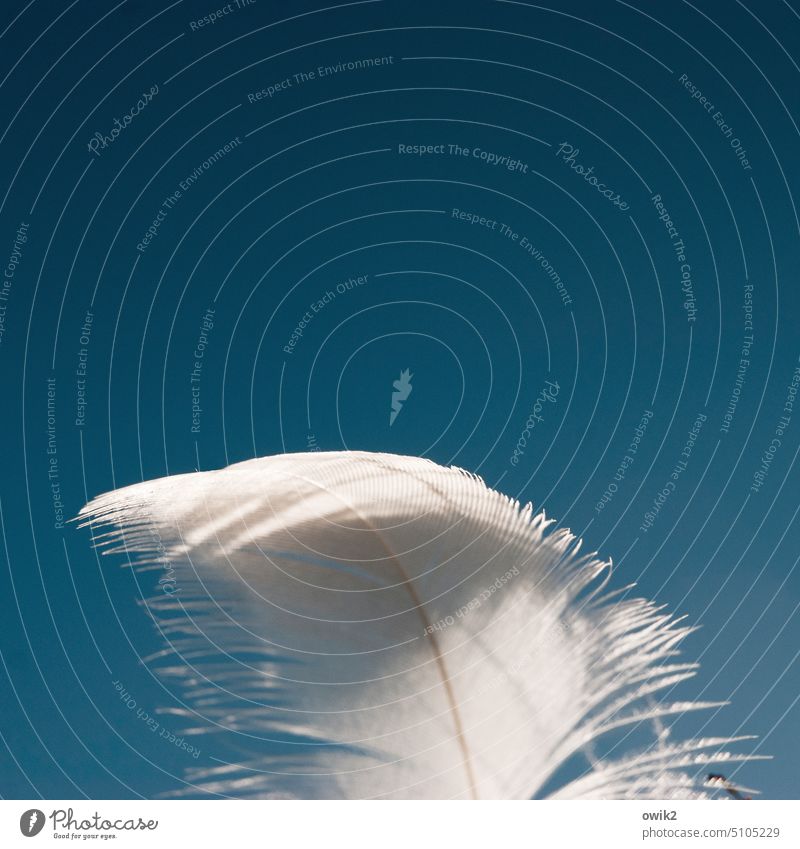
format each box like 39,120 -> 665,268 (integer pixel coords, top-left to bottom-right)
78,451 -> 758,799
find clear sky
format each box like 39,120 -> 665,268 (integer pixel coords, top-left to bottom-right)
0,0 -> 798,800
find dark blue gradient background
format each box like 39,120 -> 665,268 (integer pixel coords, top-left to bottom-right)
0,0 -> 798,799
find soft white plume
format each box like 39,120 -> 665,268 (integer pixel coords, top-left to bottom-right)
78,451 -> 759,799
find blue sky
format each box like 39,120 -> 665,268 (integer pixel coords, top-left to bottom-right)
0,0 -> 798,799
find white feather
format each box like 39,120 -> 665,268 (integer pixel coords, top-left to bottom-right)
78,451 -> 759,799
